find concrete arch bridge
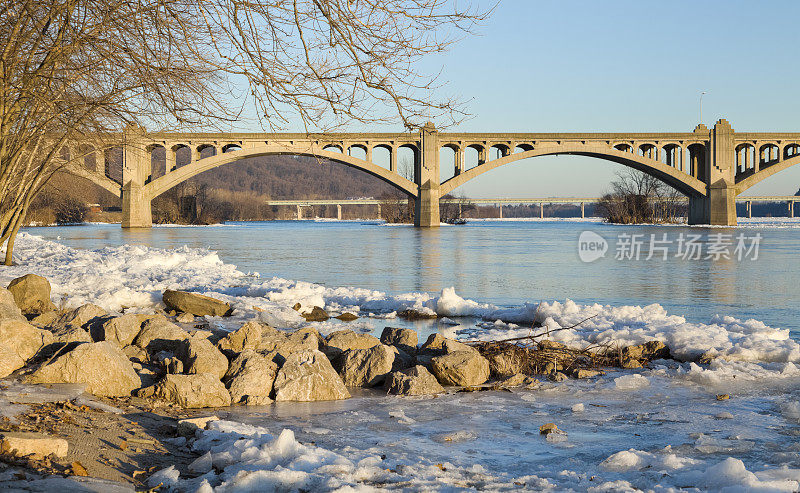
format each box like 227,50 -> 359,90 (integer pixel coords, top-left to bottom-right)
64,119 -> 800,227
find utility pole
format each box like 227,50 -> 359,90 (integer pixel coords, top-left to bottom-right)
699,91 -> 707,123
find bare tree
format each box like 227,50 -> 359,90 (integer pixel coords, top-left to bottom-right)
0,0 -> 490,265
597,169 -> 684,224
439,193 -> 473,224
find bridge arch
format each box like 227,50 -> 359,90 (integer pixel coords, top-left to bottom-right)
735,153 -> 800,193
142,145 -> 419,201
438,143 -> 707,198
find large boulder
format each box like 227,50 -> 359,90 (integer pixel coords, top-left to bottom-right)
323,330 -> 380,359
0,346 -> 25,378
57,303 -> 107,329
336,344 -> 401,387
419,333 -> 447,353
216,321 -> 267,354
6,274 -> 56,316
0,320 -> 54,362
223,350 -> 278,405
132,316 -> 190,353
443,339 -> 477,354
430,351 -> 490,387
273,350 -> 350,402
0,289 -> 25,322
94,313 -> 152,346
162,290 -> 232,317
177,336 -> 229,379
380,327 -> 419,354
257,329 -> 320,362
49,325 -> 92,344
27,342 -> 140,397
143,373 -> 231,408
385,365 -> 445,396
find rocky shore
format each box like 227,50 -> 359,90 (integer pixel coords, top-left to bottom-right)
1,273 -> 677,490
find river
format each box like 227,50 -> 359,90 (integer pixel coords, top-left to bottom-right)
26,218 -> 800,338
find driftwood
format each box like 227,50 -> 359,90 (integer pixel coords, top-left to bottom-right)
464,315 -> 635,376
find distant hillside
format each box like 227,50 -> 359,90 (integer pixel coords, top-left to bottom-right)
185,155 -> 398,199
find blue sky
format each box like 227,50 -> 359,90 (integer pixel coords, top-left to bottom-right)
411,0 -> 800,197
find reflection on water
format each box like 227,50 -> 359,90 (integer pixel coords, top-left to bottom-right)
25,220 -> 800,335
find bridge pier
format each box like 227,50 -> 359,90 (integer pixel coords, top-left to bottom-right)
336,204 -> 342,220
121,126 -> 153,228
121,183 -> 152,228
414,122 -> 441,227
687,120 -> 738,226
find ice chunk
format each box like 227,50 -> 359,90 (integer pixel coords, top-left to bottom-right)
613,374 -> 650,390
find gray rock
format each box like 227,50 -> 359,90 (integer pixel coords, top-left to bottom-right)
497,373 -> 538,388
175,312 -> 195,324
177,416 -> 219,437
257,329 -> 320,362
573,369 -> 603,379
223,350 -> 277,405
153,351 -> 184,374
177,336 -> 229,379
336,344 -> 399,387
430,350 -> 490,387
385,365 -> 445,395
94,314 -> 152,346
162,289 -> 232,317
28,310 -> 58,327
216,321 -> 265,354
273,350 -> 350,402
0,288 -> 25,322
49,325 -> 92,344
621,340 -> 671,361
380,327 -> 419,354
0,345 -> 25,378
443,338 -> 477,354
0,433 -> 68,459
132,316 -> 190,353
122,344 -> 149,363
142,373 -> 231,408
57,303 -> 108,329
323,330 -> 380,359
419,333 -> 447,353
301,306 -> 329,322
6,274 -> 56,316
27,342 -> 140,397
0,319 -> 54,361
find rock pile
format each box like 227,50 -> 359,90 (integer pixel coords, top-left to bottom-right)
1,275 -> 675,409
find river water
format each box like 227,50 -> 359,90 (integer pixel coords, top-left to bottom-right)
27,218 -> 800,337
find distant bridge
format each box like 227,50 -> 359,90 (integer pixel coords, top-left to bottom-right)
61,119 -> 800,227
267,196 -> 800,220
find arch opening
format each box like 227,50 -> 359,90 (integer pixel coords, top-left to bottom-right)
371,145 -> 391,170
144,146 -> 418,202
439,145 -> 706,199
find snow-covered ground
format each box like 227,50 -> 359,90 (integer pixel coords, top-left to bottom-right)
3,233 -> 800,491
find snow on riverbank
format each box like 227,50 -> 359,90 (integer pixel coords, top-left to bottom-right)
3,233 -> 800,491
